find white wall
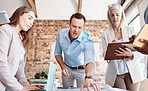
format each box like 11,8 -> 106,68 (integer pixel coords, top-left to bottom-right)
125,0 -> 148,27
0,0 -> 29,17
138,0 -> 148,26
35,0 -> 118,20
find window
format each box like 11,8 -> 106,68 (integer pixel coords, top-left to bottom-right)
128,15 -> 141,34
125,4 -> 147,78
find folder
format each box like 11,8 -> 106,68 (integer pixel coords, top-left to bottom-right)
104,24 -> 148,60
104,42 -> 127,60
122,24 -> 148,50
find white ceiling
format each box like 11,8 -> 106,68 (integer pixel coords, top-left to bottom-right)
35,0 -> 120,20
0,0 -> 121,20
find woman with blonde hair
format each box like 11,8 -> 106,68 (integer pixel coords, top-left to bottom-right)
0,6 -> 42,91
101,3 -> 144,91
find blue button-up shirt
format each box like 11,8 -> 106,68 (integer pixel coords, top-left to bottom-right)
54,28 -> 95,68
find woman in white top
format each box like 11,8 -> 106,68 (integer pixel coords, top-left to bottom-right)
101,3 -> 144,91
0,6 -> 42,91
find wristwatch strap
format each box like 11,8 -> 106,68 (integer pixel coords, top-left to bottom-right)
85,75 -> 93,79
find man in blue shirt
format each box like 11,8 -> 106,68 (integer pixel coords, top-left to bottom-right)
54,13 -> 98,90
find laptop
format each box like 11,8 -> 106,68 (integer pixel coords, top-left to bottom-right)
31,62 -> 127,91
46,61 -> 56,91
0,11 -> 10,24
32,61 -> 56,91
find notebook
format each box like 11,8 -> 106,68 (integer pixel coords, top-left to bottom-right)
0,11 -> 10,24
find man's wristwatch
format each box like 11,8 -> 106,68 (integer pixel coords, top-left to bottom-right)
85,75 -> 93,79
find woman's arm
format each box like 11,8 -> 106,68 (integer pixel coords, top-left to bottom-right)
15,56 -> 29,86
0,26 -> 23,91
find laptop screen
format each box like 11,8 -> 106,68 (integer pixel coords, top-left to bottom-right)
0,11 -> 10,24
46,61 -> 56,91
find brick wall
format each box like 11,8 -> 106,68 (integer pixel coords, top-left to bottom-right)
25,20 -> 110,84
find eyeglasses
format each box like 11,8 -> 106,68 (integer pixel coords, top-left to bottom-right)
108,3 -> 121,8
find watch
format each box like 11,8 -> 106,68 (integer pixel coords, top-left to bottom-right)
85,75 -> 93,79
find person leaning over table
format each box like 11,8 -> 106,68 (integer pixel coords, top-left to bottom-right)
101,3 -> 144,91
0,6 -> 42,91
54,13 -> 99,91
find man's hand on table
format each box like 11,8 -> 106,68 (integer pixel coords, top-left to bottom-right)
80,78 -> 100,91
